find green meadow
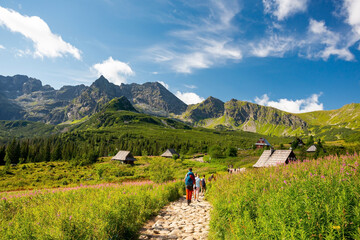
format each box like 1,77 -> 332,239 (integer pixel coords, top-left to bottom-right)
207,153 -> 360,239
1,180 -> 184,239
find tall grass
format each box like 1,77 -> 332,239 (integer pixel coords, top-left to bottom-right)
207,153 -> 360,239
0,180 -> 184,239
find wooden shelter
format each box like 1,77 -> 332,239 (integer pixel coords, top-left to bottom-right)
161,149 -> 180,158
253,149 -> 297,168
255,138 -> 271,149
306,145 -> 317,152
112,150 -> 136,164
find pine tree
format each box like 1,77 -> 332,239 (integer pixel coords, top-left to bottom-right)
0,146 -> 6,165
20,140 -> 29,163
51,143 -> 62,161
43,140 -> 51,162
306,135 -> 314,147
5,139 -> 20,164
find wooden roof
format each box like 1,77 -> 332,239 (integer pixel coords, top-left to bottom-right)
253,150 -> 272,168
306,145 -> 317,152
112,151 -> 136,161
253,150 -> 296,168
161,149 -> 179,158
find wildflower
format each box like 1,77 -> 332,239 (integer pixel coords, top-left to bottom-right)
321,176 -> 325,179
69,216 -> 72,220
332,226 -> 340,230
284,180 -> 287,184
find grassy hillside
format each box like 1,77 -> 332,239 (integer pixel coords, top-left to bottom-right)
0,120 -> 62,142
297,103 -> 360,129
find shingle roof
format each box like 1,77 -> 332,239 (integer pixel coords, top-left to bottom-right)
306,145 -> 317,152
253,150 -> 296,167
112,151 -> 136,161
161,149 -> 180,158
253,150 -> 272,168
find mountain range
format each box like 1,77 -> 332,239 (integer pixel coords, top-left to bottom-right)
0,74 -> 359,140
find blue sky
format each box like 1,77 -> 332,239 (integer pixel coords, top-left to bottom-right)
0,0 -> 359,113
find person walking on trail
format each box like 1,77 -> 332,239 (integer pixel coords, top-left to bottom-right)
194,173 -> 201,202
184,168 -> 195,205
200,174 -> 206,196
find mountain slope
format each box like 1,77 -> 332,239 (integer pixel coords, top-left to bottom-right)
65,76 -> 187,122
119,82 -> 187,115
0,75 -> 187,124
297,103 -> 360,130
182,98 -> 308,136
184,96 -> 225,122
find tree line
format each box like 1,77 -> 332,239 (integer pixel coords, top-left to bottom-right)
0,132 -> 233,167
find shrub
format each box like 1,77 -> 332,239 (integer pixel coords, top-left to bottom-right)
209,145 -> 223,158
149,157 -> 176,183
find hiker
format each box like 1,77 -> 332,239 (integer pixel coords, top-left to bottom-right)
194,173 -> 201,201
184,168 -> 195,205
208,174 -> 215,182
200,174 -> 206,195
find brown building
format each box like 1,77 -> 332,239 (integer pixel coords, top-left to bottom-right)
112,150 -> 136,164
255,138 -> 271,149
161,149 -> 180,158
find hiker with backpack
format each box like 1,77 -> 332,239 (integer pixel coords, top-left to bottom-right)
200,174 -> 206,196
194,173 -> 201,202
184,168 -> 195,205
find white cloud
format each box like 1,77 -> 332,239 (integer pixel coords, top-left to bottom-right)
307,19 -> 354,61
0,6 -> 81,59
157,81 -> 169,89
254,93 -> 323,113
92,57 -> 134,85
263,0 -> 308,20
184,84 -> 197,89
343,0 -> 360,50
251,35 -> 295,57
150,0 -> 242,74
0,44 -> 4,49
175,91 -> 204,105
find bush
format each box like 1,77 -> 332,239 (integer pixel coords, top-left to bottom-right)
149,157 -> 176,183
209,145 -> 223,158
225,147 -> 237,157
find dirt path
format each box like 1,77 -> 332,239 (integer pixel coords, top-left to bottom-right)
139,195 -> 212,240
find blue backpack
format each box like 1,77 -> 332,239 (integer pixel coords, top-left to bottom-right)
185,172 -> 195,186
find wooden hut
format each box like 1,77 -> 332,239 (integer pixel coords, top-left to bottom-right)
253,149 -> 297,167
112,150 -> 136,164
161,149 -> 180,158
306,145 -> 317,153
255,138 -> 271,149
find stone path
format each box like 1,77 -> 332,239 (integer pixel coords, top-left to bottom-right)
139,195 -> 212,240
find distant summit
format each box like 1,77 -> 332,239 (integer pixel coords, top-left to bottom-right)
102,97 -> 137,112
184,96 -> 225,121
